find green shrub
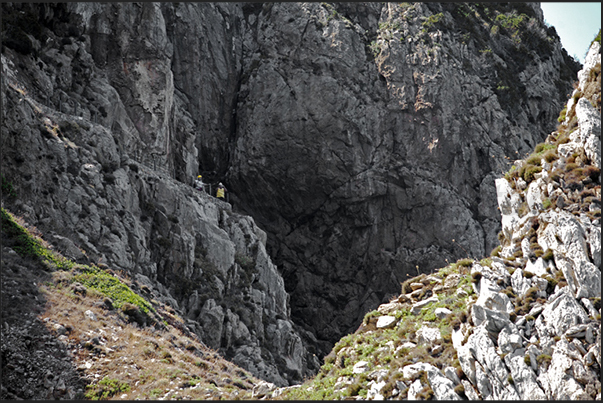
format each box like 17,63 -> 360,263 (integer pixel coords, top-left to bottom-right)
504,165 -> 519,182
522,164 -> 542,183
542,198 -> 552,210
583,165 -> 600,181
491,245 -> 502,257
517,202 -> 529,217
362,310 -> 380,326
457,258 -> 474,267
421,12 -> 443,31
534,142 -> 556,155
416,385 -> 435,400
85,377 -> 130,400
73,267 -> 155,318
526,154 -> 542,166
537,354 -> 552,366
509,311 -> 517,322
543,150 -> 558,163
480,258 -> 493,268
524,354 -> 531,366
542,248 -> 554,260
502,287 -> 516,298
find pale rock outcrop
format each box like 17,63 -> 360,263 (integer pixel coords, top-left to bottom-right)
498,325 -> 546,399
402,362 -> 461,400
353,360 -> 370,374
495,178 -> 522,241
366,380 -> 386,400
407,378 -> 424,400
465,327 -> 519,399
434,307 -> 452,319
574,98 -> 601,169
511,268 -> 532,297
539,288 -> 590,337
524,257 -> 549,277
376,315 -> 397,329
537,340 -> 589,399
416,326 -> 441,344
251,380 -> 277,399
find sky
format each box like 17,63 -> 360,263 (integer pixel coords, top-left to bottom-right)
540,2 -> 601,64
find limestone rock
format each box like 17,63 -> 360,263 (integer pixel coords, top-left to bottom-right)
434,307 -> 452,319
537,340 -> 588,399
251,381 -> 277,399
410,296 -> 439,315
353,361 -> 370,374
539,288 -> 590,337
0,2 -> 591,390
416,326 -> 442,345
376,316 -> 397,329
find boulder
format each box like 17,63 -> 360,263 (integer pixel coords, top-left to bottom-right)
471,304 -> 511,335
376,316 -> 397,329
377,302 -> 403,315
251,381 -> 277,399
434,307 -> 452,319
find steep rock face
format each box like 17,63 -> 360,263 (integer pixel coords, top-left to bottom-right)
260,38 -> 600,400
0,1 -> 581,376
226,2 -> 580,353
1,2 -> 318,386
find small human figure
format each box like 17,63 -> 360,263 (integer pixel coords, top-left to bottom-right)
216,182 -> 226,200
194,175 -> 205,192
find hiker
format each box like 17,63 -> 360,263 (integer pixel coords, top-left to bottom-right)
216,182 -> 226,200
194,175 -> 205,192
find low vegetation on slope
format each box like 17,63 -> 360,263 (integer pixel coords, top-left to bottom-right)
269,259 -> 478,400
1,206 -> 260,400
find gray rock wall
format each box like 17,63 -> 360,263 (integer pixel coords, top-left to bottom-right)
1,2 -> 580,375
226,2 -> 580,354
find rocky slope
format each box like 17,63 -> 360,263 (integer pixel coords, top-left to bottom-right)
1,2 -> 320,385
0,1 -> 583,385
256,37 -> 601,400
1,207 -> 264,400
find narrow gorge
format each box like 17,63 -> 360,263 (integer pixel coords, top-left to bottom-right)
1,2 -> 599,399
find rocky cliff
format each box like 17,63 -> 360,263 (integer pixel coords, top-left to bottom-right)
1,1 -> 583,386
253,37 -> 601,401
1,2 -> 321,386
227,2 -> 581,354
